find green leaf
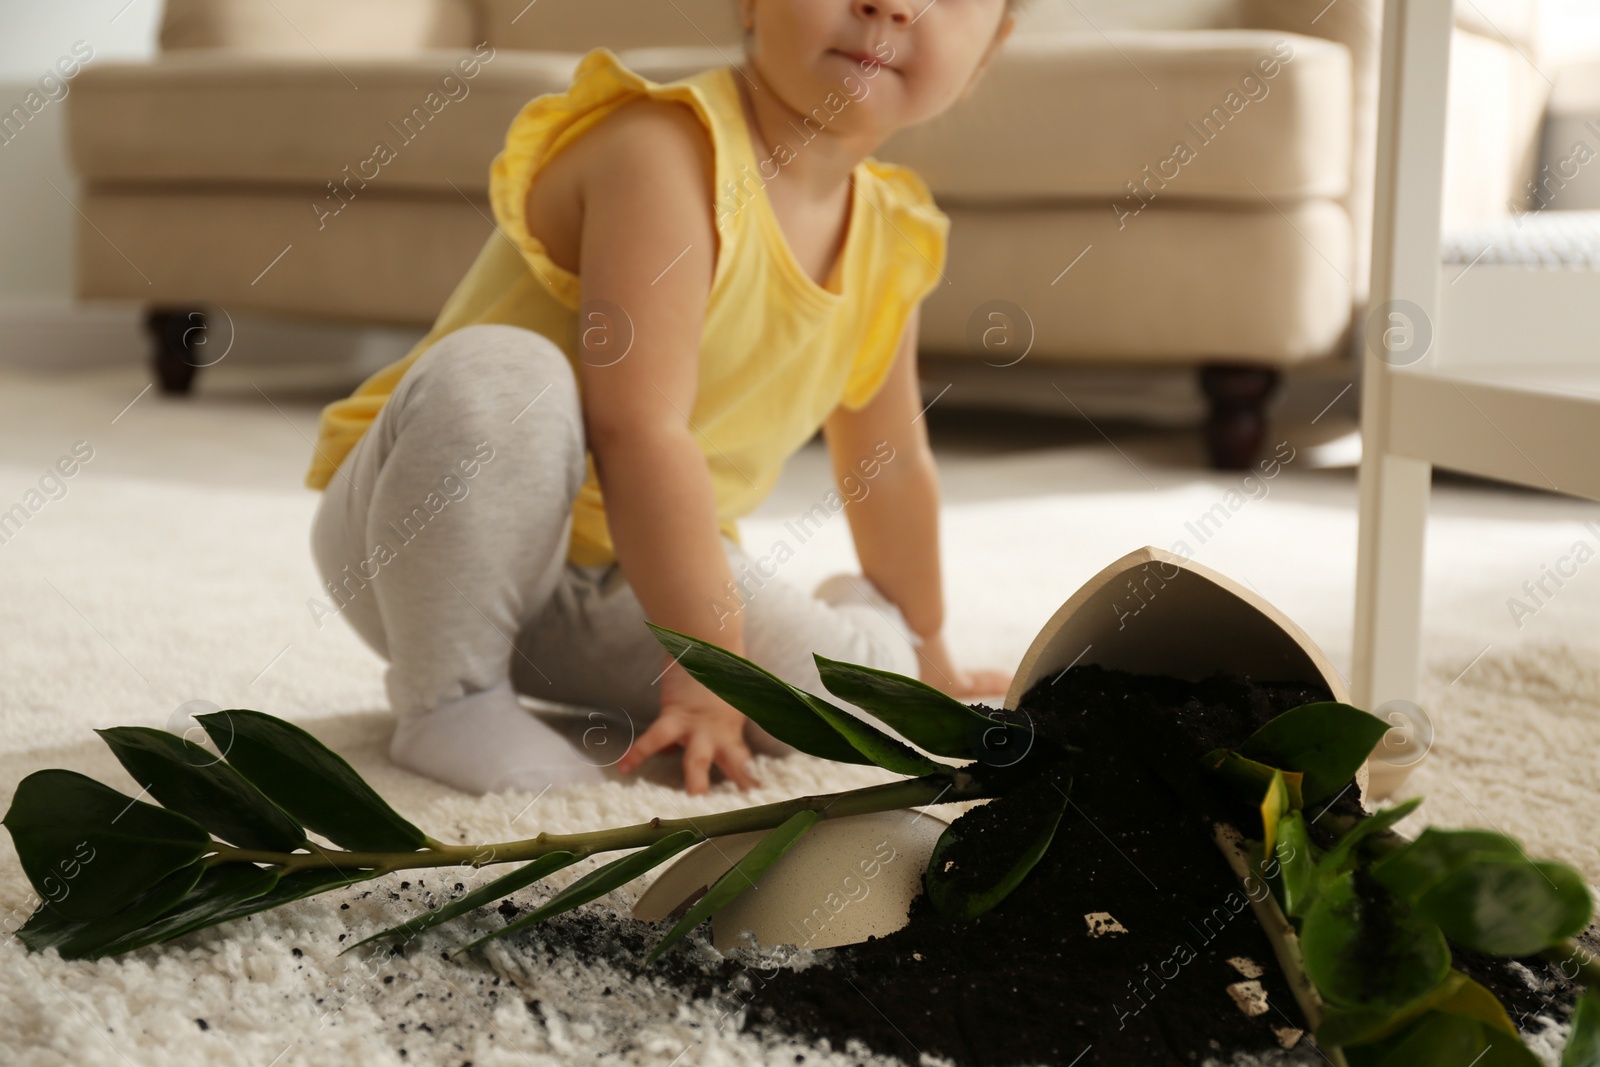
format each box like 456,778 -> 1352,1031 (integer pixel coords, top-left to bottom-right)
1318,970 -> 1469,1048
924,769 -> 1070,921
1276,810 -> 1321,918
647,625 -> 944,776
2,769 -> 212,921
1343,1010 -> 1541,1067
18,857 -> 384,959
1469,1026 -> 1548,1067
119,862 -> 282,942
17,861 -> 206,959
88,864 -> 383,959
196,709 -> 428,852
32,861 -> 281,960
202,867 -> 383,927
1415,855 -> 1593,957
95,726 -> 307,852
1319,969 -> 1515,1049
1299,870 -> 1452,1009
1432,973 -> 1519,1037
1563,989 -> 1600,1067
340,851 -> 582,955
1370,828 -> 1527,900
453,829 -> 703,957
813,655 -> 1029,761
1260,768 -> 1291,858
1320,798 -> 1424,876
1235,701 -> 1391,804
804,700 -> 947,778
645,809 -> 822,965
1203,748 -> 1306,811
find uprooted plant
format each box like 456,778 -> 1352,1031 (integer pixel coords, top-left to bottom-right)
1200,706 -> 1599,1065
3,624 -> 1049,965
4,625 -> 1597,1064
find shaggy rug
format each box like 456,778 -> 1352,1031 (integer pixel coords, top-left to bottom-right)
1,364 -> 1597,1066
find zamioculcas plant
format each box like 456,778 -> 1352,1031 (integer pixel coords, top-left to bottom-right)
1201,710 -> 1600,1067
4,625 -> 1057,965
5,627 -> 1597,1066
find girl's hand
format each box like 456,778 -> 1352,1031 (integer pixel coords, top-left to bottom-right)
615,660 -> 761,795
916,631 -> 1013,700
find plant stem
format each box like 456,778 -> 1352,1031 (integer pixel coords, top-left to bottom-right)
1212,822 -> 1349,1067
203,771 -> 983,875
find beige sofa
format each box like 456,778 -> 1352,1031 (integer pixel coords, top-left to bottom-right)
66,0 -> 1547,468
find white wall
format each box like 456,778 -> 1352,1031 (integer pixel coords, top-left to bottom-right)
1543,0 -> 1600,65
2,0 -> 1597,366
0,2 -> 160,300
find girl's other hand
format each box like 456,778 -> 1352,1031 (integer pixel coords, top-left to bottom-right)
615,660 -> 761,795
916,631 -> 1013,700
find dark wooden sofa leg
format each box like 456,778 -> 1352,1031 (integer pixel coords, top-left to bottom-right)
145,307 -> 209,395
1199,362 -> 1281,471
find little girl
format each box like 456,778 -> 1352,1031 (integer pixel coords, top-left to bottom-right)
305,0 -> 1020,798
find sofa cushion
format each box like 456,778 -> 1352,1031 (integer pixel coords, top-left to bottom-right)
74,187 -> 493,327
876,30 -> 1351,202
72,185 -> 1351,365
919,200 -> 1353,364
480,0 -> 741,53
1008,0 -> 1239,34
161,0 -> 480,54
68,50 -> 577,191
71,33 -> 1348,206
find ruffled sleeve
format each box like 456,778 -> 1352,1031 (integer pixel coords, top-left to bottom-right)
487,47 -> 718,311
838,159 -> 951,411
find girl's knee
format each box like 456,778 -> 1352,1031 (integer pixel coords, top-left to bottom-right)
401,325 -> 585,493
407,325 -> 578,424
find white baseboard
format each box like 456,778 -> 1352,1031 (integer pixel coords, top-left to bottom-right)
0,299 -> 427,381
0,297 -> 145,369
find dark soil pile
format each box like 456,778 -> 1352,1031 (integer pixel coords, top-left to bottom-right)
721,664 -> 1597,1067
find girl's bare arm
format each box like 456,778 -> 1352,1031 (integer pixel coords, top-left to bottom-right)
553,98 -> 758,793
821,308 -> 1012,698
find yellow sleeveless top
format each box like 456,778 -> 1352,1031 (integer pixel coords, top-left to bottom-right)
303,47 -> 950,567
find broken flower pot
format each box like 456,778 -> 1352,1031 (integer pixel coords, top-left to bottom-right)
632,807 -> 952,951
635,545 -> 1375,955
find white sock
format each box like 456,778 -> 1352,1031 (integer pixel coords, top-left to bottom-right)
812,572 -> 922,678
388,678 -> 607,796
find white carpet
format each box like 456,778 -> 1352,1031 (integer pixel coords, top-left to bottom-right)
2,362 -> 1597,1066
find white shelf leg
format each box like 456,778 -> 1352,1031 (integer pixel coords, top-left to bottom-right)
1352,0 -> 1455,797
1354,452 -> 1432,709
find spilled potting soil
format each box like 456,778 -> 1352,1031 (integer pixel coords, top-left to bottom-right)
473,664 -> 1595,1066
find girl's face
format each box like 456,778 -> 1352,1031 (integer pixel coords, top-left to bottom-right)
737,0 -> 1013,138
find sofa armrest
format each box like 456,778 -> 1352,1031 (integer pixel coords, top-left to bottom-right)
1236,0 -> 1549,300
159,0 -> 480,54
1236,0 -> 1380,305
1540,55 -> 1600,211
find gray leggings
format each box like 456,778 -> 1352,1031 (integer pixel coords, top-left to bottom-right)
309,324 -> 918,746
